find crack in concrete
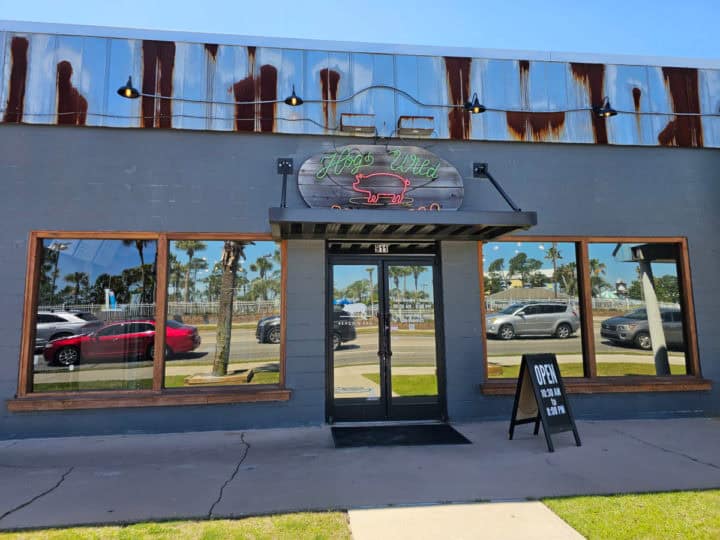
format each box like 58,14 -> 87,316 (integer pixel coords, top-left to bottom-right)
207,433 -> 250,519
0,466 -> 74,523
614,428 -> 720,471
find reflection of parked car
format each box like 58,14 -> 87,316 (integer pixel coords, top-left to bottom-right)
601,308 -> 684,350
35,311 -> 103,351
256,306 -> 357,350
43,319 -> 201,366
486,302 -> 580,340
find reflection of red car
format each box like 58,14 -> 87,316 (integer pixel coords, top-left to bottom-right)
43,319 -> 201,366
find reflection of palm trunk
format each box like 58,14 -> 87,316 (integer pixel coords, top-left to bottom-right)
213,241 -> 241,377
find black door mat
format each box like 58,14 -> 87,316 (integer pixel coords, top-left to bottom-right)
331,424 -> 471,448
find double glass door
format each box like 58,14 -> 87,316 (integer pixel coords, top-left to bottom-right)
328,256 -> 444,422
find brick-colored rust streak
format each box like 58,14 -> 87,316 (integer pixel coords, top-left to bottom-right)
506,112 -> 565,141
657,67 -> 703,148
204,44 -> 218,60
632,87 -> 642,111
259,64 -> 277,132
141,40 -> 176,129
3,37 -> 29,123
632,87 -> 642,141
444,57 -> 471,140
233,75 -> 255,131
56,61 -> 88,126
570,63 -> 607,144
320,68 -> 340,130
519,60 -> 530,107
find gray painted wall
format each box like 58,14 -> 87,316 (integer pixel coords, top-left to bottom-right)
0,124 -> 718,438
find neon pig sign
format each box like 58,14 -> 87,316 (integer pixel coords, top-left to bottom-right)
297,145 -> 464,211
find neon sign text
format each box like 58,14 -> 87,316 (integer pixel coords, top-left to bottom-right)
388,150 -> 440,179
316,148 -> 374,179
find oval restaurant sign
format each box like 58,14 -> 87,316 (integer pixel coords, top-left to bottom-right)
298,145 -> 463,210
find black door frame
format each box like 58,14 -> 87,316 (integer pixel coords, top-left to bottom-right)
325,247 -> 447,423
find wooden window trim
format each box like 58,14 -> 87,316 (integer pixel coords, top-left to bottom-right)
479,236 -> 705,393
11,232 -> 288,412
480,376 -> 711,395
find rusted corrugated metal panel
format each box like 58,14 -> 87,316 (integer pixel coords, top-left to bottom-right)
141,40 -> 175,129
3,35 -> 29,123
505,60 -> 566,142
172,42 -> 208,131
657,67 -> 703,147
699,69 -> 720,147
104,38 -> 141,128
604,65 -> 654,145
444,56 -> 471,140
303,50 -> 328,135
0,32 -> 7,117
269,47 -> 304,135
393,54 -> 420,132
482,59 -> 521,142
569,62 -> 609,144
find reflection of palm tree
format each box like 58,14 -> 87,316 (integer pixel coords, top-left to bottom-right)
250,256 -> 274,301
408,266 -> 427,300
388,267 -> 411,301
589,258 -> 608,296
175,240 -> 206,302
366,267 -> 374,303
122,239 -> 152,303
64,272 -> 89,304
544,243 -> 563,298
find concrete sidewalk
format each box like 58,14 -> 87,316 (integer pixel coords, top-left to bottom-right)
349,502 -> 584,540
0,418 -> 718,531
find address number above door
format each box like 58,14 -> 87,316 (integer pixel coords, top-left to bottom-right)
298,145 -> 464,211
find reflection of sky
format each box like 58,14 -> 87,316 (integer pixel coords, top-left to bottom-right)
483,242 -> 677,284
169,241 -> 280,282
333,264 -> 434,301
45,239 -> 157,288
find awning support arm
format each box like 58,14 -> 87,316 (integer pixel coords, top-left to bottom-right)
473,163 -> 522,212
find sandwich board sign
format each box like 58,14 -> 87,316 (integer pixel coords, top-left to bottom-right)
508,353 -> 581,452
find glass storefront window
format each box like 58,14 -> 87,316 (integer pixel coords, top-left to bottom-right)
163,240 -> 282,387
483,241 -> 583,379
32,238 -> 157,392
589,242 -> 688,376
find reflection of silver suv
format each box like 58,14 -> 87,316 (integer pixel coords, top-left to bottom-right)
486,302 -> 580,340
601,308 -> 684,350
35,311 -> 103,351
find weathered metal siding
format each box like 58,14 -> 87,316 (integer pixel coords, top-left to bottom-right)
1,30 -> 718,147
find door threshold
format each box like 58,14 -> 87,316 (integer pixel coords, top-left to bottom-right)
331,419 -> 445,427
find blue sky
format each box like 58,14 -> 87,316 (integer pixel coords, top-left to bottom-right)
483,241 -> 678,286
1,0 -> 719,59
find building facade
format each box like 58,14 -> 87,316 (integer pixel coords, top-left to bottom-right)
0,21 -> 718,438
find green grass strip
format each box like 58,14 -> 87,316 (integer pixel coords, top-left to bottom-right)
544,490 -> 720,540
363,373 -> 438,396
0,512 -> 351,539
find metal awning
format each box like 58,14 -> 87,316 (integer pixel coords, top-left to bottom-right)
269,208 -> 537,241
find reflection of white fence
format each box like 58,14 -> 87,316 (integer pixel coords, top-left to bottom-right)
485,297 -> 679,313
38,300 -> 281,321
168,301 -> 280,317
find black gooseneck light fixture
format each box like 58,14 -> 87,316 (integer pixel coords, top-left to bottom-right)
284,85 -> 303,106
116,76 -> 140,99
593,96 -> 617,118
464,92 -> 486,114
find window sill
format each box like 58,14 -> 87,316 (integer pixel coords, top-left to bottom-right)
6,385 -> 292,412
480,376 -> 712,395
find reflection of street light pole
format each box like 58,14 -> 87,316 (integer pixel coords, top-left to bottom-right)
47,241 -> 70,304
